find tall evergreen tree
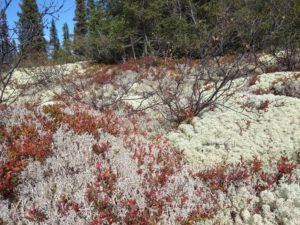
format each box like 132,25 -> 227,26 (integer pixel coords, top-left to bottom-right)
84,0 -> 300,64
86,0 -> 95,21
0,8 -> 10,62
17,0 -> 47,58
74,0 -> 87,57
62,23 -> 72,55
49,18 -> 60,59
87,1 -> 116,63
11,39 -> 18,60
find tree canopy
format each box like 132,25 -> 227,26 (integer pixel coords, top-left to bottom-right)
18,0 -> 47,59
49,18 -> 60,59
13,0 -> 300,65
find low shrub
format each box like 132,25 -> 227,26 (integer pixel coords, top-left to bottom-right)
0,111 -> 54,199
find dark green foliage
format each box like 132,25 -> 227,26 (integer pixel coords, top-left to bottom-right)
82,0 -> 300,65
87,0 -> 124,63
0,9 -> 11,62
86,0 -> 95,20
86,0 -> 242,61
62,23 -> 71,54
58,23 -> 74,62
0,9 -> 17,65
262,0 -> 300,69
17,0 -> 47,59
49,19 -> 60,59
11,40 -> 18,60
74,0 -> 87,57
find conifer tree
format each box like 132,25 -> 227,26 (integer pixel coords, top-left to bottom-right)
11,39 -> 18,60
87,1 -> 113,62
62,23 -> 72,55
74,0 -> 87,57
17,0 -> 47,58
86,0 -> 95,21
49,18 -> 60,59
0,8 -> 10,62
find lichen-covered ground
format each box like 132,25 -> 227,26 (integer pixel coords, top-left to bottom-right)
168,72 -> 300,171
0,59 -> 299,224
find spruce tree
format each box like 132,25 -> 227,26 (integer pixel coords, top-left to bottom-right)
49,18 -> 60,59
0,9 -> 10,62
11,39 -> 18,60
17,0 -> 47,58
86,0 -> 95,21
87,1 -> 112,62
62,23 -> 72,55
74,0 -> 87,57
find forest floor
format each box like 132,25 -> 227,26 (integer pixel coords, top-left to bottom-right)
0,57 -> 300,225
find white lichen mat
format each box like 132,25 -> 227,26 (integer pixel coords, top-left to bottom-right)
168,72 -> 300,170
